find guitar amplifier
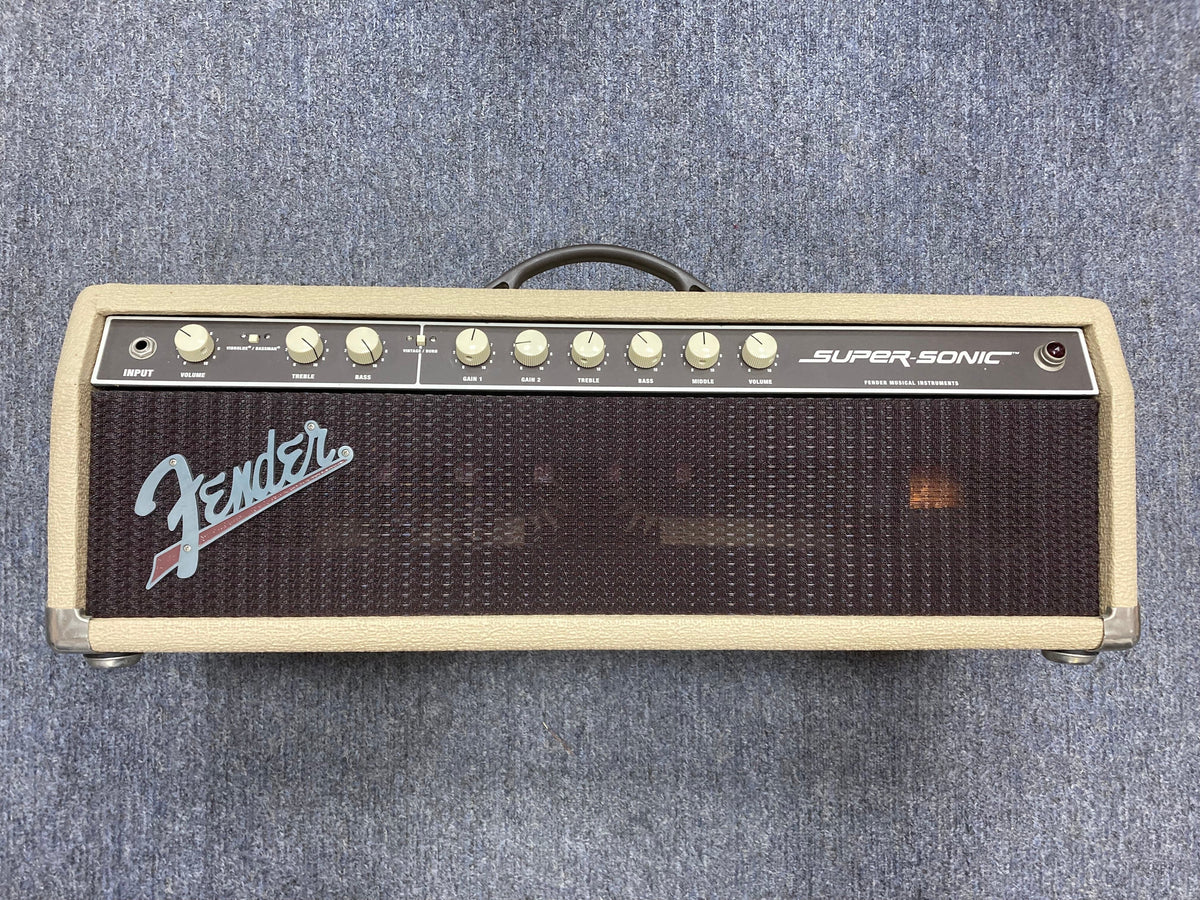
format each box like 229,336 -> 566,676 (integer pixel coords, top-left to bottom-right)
46,249 -> 1138,668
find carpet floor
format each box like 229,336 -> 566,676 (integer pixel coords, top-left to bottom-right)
1,2 -> 1197,897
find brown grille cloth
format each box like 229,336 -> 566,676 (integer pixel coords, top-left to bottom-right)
85,390 -> 1100,618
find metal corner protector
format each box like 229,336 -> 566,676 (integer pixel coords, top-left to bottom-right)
1100,604 -> 1140,652
45,607 -> 92,653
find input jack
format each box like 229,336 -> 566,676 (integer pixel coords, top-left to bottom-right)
128,336 -> 157,360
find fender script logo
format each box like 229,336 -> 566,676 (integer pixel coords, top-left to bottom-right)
134,420 -> 353,588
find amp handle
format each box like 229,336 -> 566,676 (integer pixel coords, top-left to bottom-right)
485,244 -> 710,292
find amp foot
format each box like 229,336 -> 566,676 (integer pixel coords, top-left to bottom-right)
83,652 -> 144,670
1041,649 -> 1099,665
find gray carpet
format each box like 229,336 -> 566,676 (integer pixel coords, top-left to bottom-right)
2,2 -> 1197,896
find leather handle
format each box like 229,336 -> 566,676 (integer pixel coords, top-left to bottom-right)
486,244 -> 710,291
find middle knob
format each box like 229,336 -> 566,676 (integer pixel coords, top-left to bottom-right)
628,331 -> 663,369
685,331 -> 721,369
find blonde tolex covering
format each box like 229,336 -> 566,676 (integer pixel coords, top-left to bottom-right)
50,284 -> 1136,652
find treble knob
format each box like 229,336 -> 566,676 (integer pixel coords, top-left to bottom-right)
286,325 -> 324,363
571,331 -> 606,368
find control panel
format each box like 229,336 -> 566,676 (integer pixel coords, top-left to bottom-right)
93,318 -> 1097,394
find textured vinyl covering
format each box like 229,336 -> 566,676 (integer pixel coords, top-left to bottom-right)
86,389 -> 1099,619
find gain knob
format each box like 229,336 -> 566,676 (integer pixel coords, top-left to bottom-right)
513,329 -> 549,366
685,331 -> 720,369
741,332 -> 778,369
286,325 -> 324,363
571,330 -> 606,368
345,326 -> 383,365
174,324 -> 214,363
628,331 -> 663,369
455,327 -> 491,366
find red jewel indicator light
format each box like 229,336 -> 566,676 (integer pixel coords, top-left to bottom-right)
1035,340 -> 1068,371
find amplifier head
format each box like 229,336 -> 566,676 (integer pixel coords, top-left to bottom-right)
46,284 -> 1137,666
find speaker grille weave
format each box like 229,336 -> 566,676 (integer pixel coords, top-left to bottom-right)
86,390 -> 1099,618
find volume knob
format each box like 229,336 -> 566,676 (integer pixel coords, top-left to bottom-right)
286,325 -> 324,363
455,328 -> 491,366
741,332 -> 778,369
346,326 -> 383,365
174,324 -> 214,363
685,331 -> 720,369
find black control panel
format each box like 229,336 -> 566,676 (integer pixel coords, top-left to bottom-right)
92,317 -> 1098,395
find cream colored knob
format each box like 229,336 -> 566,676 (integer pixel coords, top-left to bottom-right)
174,324 -> 214,363
628,331 -> 663,369
455,327 -> 491,366
741,332 -> 778,369
513,329 -> 549,366
286,325 -> 324,363
571,330 -> 606,368
685,331 -> 720,369
345,326 -> 383,365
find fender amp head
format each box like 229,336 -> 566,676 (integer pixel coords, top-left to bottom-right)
46,248 -> 1138,668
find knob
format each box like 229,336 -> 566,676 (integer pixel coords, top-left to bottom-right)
174,324 -> 214,363
455,327 -> 491,366
345,326 -> 383,365
741,332 -> 778,369
286,325 -> 324,363
513,329 -> 549,367
571,330 -> 606,368
628,331 -> 663,369
685,331 -> 720,369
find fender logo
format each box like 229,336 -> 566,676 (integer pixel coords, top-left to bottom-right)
134,420 -> 353,588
